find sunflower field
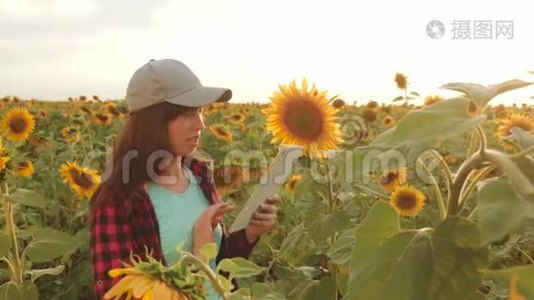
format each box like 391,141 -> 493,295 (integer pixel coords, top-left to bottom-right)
1,75 -> 534,300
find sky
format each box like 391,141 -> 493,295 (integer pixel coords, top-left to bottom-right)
1,0 -> 534,105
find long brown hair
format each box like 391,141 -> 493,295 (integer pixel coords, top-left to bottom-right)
92,102 -> 197,208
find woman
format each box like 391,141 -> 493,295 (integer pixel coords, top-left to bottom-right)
90,59 -> 278,299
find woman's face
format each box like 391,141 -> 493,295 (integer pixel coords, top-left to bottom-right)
168,107 -> 205,156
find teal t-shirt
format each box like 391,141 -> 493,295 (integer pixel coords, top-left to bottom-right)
148,166 -> 222,299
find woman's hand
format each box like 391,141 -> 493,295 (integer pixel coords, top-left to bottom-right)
193,203 -> 233,258
245,195 -> 279,243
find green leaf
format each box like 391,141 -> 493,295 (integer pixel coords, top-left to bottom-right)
200,243 -> 217,263
508,127 -> 534,150
0,233 -> 11,257
327,228 -> 355,266
392,96 -> 404,102
349,201 -> 400,284
24,228 -> 82,263
227,288 -> 251,300
374,97 -> 485,148
8,189 -> 48,209
348,216 -> 487,300
25,264 -> 65,282
216,257 -> 265,281
440,79 -> 533,107
478,179 -> 534,244
0,282 -> 39,300
251,283 -> 287,300
480,265 -> 534,298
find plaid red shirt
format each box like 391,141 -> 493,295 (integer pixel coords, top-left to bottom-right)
90,158 -> 256,299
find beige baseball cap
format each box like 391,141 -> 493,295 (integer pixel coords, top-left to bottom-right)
125,59 -> 232,113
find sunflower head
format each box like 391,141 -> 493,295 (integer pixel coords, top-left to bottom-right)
15,161 -> 34,177
424,95 -> 443,106
394,73 -> 408,90
496,113 -> 534,139
104,102 -> 120,116
389,184 -> 425,217
1,107 -> 36,141
362,109 -> 377,123
263,79 -> 342,158
379,167 -> 407,192
0,156 -> 9,172
285,174 -> 302,193
209,124 -> 233,142
60,162 -> 101,198
332,98 -> 346,109
229,113 -> 245,125
366,100 -> 379,112
61,126 -> 81,144
93,113 -> 112,126
382,115 -> 395,128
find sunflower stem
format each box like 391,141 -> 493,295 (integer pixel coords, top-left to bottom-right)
509,146 -> 534,161
323,161 -> 338,300
446,153 -> 484,217
515,246 -> 534,265
466,206 -> 478,221
457,165 -> 496,212
417,159 -> 446,220
430,150 -> 453,199
181,254 -> 228,300
2,183 -> 23,283
465,130 -> 478,160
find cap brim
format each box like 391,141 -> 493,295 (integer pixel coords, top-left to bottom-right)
165,86 -> 232,108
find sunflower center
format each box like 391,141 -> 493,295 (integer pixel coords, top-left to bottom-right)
17,162 -> 28,168
69,169 -> 95,189
396,191 -> 417,209
9,117 -> 28,134
381,172 -> 398,184
283,100 -> 323,141
215,128 -> 229,137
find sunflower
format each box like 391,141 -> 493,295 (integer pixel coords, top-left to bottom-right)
104,102 -> 120,116
15,161 -> 33,177
38,109 -> 47,118
332,98 -> 345,109
382,115 -> 395,127
443,154 -> 457,165
493,105 -> 508,119
228,113 -> 245,125
60,162 -> 101,198
263,79 -> 342,158
285,174 -> 302,193
379,167 -> 407,193
209,124 -> 233,142
394,73 -> 408,90
389,184 -> 425,217
496,113 -> 534,139
362,109 -> 377,123
0,156 -> 9,172
366,100 -> 379,112
79,105 -> 92,115
93,113 -> 112,126
1,107 -> 36,141
424,95 -> 443,106
61,126 -> 80,144
105,271 -> 188,300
